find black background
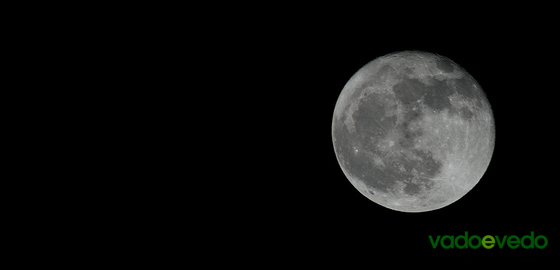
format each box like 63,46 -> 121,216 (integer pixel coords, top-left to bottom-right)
13,4 -> 558,266
223,22 -> 558,263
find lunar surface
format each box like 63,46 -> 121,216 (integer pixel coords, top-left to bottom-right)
332,51 -> 495,212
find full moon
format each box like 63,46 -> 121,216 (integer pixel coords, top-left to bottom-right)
332,51 -> 495,212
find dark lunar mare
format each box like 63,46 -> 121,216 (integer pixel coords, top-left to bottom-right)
393,78 -> 454,112
435,59 -> 455,73
333,89 -> 444,195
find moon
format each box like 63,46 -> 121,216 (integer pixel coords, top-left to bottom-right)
332,51 -> 495,212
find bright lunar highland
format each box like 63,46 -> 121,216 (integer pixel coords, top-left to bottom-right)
332,51 -> 495,212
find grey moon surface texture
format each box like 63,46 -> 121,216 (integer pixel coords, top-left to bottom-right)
332,51 -> 495,212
